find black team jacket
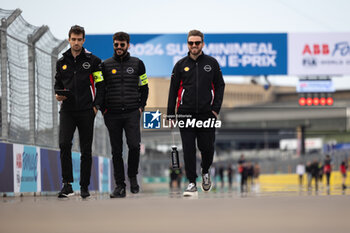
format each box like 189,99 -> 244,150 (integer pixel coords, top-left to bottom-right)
101,52 -> 149,113
167,52 -> 225,117
54,47 -> 104,112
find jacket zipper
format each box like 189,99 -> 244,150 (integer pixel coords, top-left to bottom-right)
195,62 -> 198,114
74,58 -> 78,108
121,58 -> 125,110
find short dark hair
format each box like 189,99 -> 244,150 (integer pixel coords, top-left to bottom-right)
69,25 -> 85,38
113,32 -> 130,44
188,30 -> 204,41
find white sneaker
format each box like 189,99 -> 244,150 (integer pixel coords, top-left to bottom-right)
201,173 -> 212,192
183,183 -> 198,197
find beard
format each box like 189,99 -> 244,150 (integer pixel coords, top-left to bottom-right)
189,47 -> 202,56
114,48 -> 127,57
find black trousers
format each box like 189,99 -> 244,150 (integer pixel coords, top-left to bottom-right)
312,175 -> 319,191
59,109 -> 95,188
179,112 -> 216,183
104,110 -> 141,187
241,173 -> 247,192
325,173 -> 331,186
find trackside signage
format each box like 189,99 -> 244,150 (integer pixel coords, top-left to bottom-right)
288,33 -> 350,75
85,33 -> 350,76
85,33 -> 287,76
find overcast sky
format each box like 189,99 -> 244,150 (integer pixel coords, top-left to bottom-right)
2,0 -> 350,88
2,0 -> 350,39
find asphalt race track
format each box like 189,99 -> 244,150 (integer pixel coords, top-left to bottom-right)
1,184 -> 349,233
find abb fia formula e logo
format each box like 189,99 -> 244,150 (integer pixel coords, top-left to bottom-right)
302,44 -> 330,67
288,33 -> 350,76
302,42 -> 350,56
302,44 -> 330,55
301,42 -> 350,68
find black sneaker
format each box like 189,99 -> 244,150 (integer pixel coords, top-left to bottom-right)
110,186 -> 126,198
58,183 -> 74,198
201,173 -> 212,192
80,187 -> 90,199
130,177 -> 140,194
183,183 -> 198,197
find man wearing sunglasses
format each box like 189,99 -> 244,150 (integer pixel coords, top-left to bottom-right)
167,30 -> 225,197
101,32 -> 149,198
55,25 -> 104,199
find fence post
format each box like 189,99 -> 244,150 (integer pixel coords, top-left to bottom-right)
0,9 -> 21,141
27,25 -> 48,145
0,19 -> 8,141
51,40 -> 68,148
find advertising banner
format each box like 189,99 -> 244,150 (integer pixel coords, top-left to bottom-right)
71,152 -> 80,191
98,157 -> 110,193
1,142 -> 113,194
40,149 -> 61,192
85,33 -> 288,77
89,156 -> 99,191
280,138 -> 323,150
0,143 -> 14,192
297,80 -> 335,93
288,33 -> 350,75
110,162 -> 115,191
13,144 -> 41,193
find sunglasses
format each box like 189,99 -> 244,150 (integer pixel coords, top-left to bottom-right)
114,42 -> 127,48
188,41 -> 202,46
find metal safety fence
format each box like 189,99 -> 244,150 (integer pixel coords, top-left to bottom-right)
0,8 -> 110,157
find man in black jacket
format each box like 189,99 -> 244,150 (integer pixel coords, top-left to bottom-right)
101,32 -> 149,198
54,25 -> 104,198
167,30 -> 225,197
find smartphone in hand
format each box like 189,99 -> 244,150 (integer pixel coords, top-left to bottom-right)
55,89 -> 71,97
